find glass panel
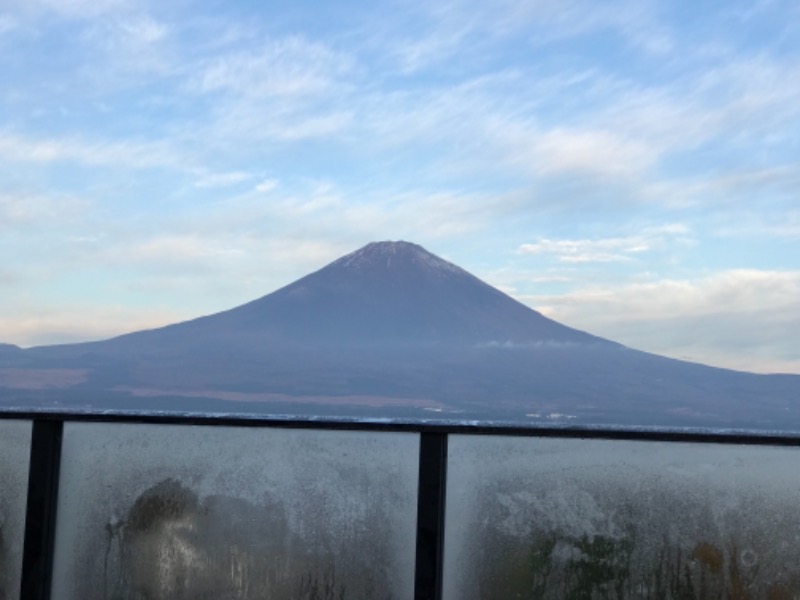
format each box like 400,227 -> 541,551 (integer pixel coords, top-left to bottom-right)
0,419 -> 32,600
52,423 -> 418,600
444,435 -> 800,599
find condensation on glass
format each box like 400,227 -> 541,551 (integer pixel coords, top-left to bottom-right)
52,423 -> 419,600
443,436 -> 800,600
0,420 -> 32,600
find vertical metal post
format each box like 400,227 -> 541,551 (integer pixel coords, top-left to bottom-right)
20,419 -> 63,600
414,432 -> 448,600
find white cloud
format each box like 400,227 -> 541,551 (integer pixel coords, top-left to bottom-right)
389,24 -> 473,74
109,235 -> 354,303
118,15 -> 167,44
0,305 -> 183,348
0,132 -> 185,170
19,0 -> 130,19
122,235 -> 247,264
266,112 -> 353,141
0,15 -> 18,34
518,225 -> 692,263
83,14 -> 172,69
193,87 -> 354,142
254,179 -> 278,193
532,270 -> 800,321
195,36 -> 352,98
644,164 -> 800,209
193,171 -> 251,189
199,180 -> 515,244
716,209 -> 800,240
530,128 -> 657,178
597,57 -> 800,162
0,192 -> 90,229
521,269 -> 800,373
381,0 -> 672,69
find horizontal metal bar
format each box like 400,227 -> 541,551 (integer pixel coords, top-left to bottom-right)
2,407 -> 800,446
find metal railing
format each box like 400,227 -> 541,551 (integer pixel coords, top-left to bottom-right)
3,408 -> 800,600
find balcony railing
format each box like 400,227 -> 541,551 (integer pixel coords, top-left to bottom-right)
2,409 -> 800,599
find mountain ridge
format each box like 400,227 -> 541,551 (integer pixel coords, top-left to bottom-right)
2,240 -> 798,430
41,240 -> 607,351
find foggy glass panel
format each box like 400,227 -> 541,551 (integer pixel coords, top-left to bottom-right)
444,435 -> 800,600
52,423 -> 418,600
0,420 -> 32,600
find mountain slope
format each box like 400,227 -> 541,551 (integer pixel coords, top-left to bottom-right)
2,241 -> 798,430
77,241 -> 608,350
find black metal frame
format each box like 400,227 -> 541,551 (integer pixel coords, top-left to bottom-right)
4,408 -> 800,600
20,421 -> 62,600
414,433 -> 448,600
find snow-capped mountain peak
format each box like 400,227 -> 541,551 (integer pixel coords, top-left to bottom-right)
331,240 -> 465,275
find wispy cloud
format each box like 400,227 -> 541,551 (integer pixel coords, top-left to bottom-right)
0,132 -> 185,169
522,269 -> 800,373
194,36 -> 353,97
123,235 -> 247,264
193,171 -> 252,189
521,128 -> 657,179
518,225 -> 692,263
715,209 -> 800,240
254,179 -> 278,193
0,305 -> 183,348
184,36 -> 356,143
117,15 -> 167,44
19,0 -> 132,20
0,15 -> 18,34
79,14 -> 173,77
0,192 -> 90,229
644,163 -> 800,208
377,0 -> 672,74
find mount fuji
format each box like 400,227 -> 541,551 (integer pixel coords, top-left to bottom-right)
1,241 -> 798,429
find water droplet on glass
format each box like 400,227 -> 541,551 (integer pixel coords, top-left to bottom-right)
740,548 -> 758,568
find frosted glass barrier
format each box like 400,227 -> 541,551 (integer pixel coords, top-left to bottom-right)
444,436 -> 800,600
0,420 -> 32,600
52,424 -> 419,600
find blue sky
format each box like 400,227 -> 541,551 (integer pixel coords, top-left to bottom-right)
1,0 -> 799,373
